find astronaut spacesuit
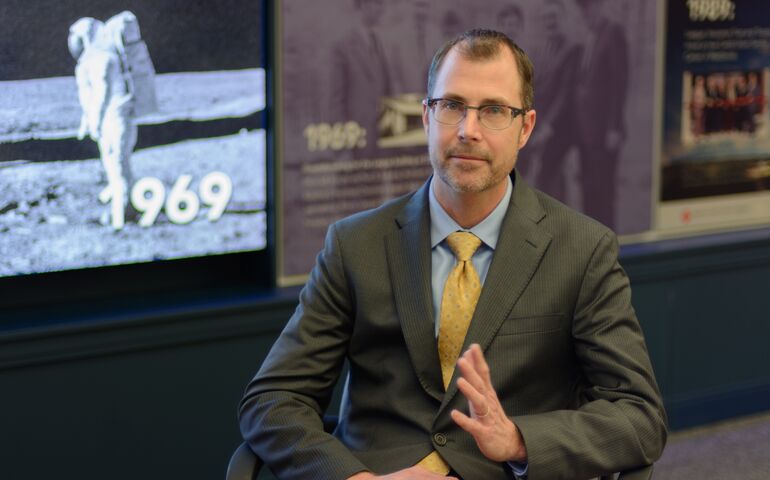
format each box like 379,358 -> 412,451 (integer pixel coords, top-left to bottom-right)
69,16 -> 137,229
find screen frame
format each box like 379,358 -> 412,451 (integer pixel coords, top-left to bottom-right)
0,0 -> 276,330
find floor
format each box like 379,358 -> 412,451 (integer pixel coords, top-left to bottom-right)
654,410 -> 770,479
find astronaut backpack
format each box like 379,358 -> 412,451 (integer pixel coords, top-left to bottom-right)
104,11 -> 159,117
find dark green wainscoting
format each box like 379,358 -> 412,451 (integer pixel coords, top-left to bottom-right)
623,228 -> 770,431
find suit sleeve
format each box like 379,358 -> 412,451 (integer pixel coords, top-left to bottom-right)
513,232 -> 667,479
239,223 -> 368,480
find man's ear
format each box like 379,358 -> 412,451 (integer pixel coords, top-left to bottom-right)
517,109 -> 536,149
422,100 -> 430,135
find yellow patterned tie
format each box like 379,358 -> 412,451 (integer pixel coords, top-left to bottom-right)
417,231 -> 483,475
417,450 -> 452,475
438,231 -> 482,389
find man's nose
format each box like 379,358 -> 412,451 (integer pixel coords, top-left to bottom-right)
457,109 -> 483,141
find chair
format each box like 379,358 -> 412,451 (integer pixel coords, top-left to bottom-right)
226,416 -> 654,480
226,442 -> 262,480
227,415 -> 338,480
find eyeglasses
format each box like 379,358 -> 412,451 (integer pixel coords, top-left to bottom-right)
424,98 -> 528,130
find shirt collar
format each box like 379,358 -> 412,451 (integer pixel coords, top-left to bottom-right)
429,175 -> 513,250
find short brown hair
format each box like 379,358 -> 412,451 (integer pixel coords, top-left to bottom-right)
427,29 -> 535,110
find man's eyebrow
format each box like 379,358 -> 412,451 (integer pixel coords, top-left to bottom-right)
440,93 -> 467,102
440,93 -> 516,106
480,97 -> 514,106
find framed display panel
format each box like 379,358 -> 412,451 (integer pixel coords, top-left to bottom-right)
0,0 -> 271,320
656,0 -> 770,236
275,0 -> 659,284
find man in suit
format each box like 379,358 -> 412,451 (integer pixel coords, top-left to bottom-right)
573,0 -> 629,230
527,0 -> 583,202
328,0 -> 405,158
240,29 -> 666,479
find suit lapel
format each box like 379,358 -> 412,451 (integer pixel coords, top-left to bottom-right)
440,174 -> 553,407
385,181 -> 445,402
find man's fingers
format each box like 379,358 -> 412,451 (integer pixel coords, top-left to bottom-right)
456,376 -> 486,407
458,345 -> 492,390
456,377 -> 493,420
465,345 -> 502,403
450,408 -> 484,436
457,345 -> 503,422
469,344 -> 493,384
456,356 -> 485,392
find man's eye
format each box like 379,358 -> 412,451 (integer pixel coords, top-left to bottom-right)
441,101 -> 463,111
484,105 -> 506,115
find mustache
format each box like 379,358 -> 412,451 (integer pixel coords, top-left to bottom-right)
444,146 -> 490,161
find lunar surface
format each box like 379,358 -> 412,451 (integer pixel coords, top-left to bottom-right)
0,69 -> 265,142
1,69 -> 266,277
0,131 -> 265,276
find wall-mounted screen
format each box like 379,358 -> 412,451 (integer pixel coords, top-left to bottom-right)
0,0 -> 266,280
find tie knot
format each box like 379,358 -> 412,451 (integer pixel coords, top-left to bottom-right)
446,231 -> 482,262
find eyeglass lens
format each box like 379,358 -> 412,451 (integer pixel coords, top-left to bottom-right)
432,100 -> 516,130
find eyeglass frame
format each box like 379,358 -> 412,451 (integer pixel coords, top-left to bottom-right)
423,97 -> 529,130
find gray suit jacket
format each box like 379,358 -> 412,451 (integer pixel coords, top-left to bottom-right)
239,174 -> 667,480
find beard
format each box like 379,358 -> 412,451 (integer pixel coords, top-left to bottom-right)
430,143 -> 518,194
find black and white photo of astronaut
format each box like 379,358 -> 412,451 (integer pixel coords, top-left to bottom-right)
0,0 -> 266,277
69,12 -> 152,229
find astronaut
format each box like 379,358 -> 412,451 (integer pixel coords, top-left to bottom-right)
69,17 -> 137,229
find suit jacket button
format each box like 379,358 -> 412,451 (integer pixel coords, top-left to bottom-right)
433,433 -> 447,446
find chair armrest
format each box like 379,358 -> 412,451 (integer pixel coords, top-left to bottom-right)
226,442 -> 262,480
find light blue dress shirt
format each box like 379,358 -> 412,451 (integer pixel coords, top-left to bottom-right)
428,175 -> 512,334
428,175 -> 528,479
